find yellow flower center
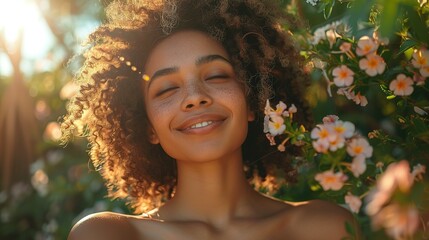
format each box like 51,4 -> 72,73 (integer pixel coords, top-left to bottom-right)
368,58 -> 378,68
354,146 -> 363,154
397,80 -> 406,90
325,176 -> 336,183
319,129 -> 329,138
339,71 -> 348,79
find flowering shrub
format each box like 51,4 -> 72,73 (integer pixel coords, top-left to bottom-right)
260,1 -> 429,239
0,1 -> 428,240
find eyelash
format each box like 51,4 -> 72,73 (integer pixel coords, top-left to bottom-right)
156,86 -> 178,97
206,74 -> 229,81
155,74 -> 229,97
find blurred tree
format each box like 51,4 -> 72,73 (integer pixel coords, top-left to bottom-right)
0,0 -> 103,189
0,30 -> 39,190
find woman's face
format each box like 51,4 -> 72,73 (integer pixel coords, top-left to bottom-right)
143,30 -> 254,163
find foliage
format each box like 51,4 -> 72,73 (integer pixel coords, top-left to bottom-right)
0,68 -> 130,240
263,0 -> 429,239
0,0 -> 428,239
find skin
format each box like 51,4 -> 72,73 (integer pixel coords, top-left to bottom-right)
68,31 -> 360,240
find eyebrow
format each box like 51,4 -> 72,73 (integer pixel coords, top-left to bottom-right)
147,54 -> 231,90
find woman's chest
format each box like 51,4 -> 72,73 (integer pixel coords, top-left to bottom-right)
131,216 -> 295,240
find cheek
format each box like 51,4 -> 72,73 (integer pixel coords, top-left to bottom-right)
145,98 -> 177,134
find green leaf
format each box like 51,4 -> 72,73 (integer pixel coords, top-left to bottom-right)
406,6 -> 429,43
323,0 -> 336,19
347,0 -> 375,34
379,0 -> 400,38
345,221 -> 356,238
396,39 -> 418,57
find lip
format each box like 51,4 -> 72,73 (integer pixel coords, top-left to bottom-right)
175,113 -> 227,133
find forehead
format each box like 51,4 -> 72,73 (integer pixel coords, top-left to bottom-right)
144,30 -> 229,75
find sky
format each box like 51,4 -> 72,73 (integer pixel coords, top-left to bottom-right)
0,0 -> 99,77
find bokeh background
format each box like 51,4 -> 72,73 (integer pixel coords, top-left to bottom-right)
0,0 -> 428,239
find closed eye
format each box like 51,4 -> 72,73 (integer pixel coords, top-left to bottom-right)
205,75 -> 229,81
156,86 -> 179,97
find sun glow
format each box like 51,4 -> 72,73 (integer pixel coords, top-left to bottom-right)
0,0 -> 40,43
0,0 -> 54,75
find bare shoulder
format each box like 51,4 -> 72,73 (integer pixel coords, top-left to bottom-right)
68,211 -> 141,240
284,200 -> 361,240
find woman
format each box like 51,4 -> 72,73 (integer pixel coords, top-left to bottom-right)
64,0 -> 361,239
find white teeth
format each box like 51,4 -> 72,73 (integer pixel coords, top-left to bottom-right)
190,121 -> 213,129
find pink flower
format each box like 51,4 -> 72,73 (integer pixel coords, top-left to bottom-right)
322,115 -> 339,124
411,164 -> 426,181
326,29 -> 340,48
332,65 -> 354,87
356,36 -> 379,56
337,87 -> 354,100
345,192 -> 362,213
275,101 -> 288,116
411,48 -> 429,69
288,104 -> 297,114
420,65 -> 429,78
339,42 -> 355,59
265,100 -> 288,117
312,139 -> 330,153
327,134 -> 346,151
339,42 -> 352,53
379,160 -> 414,193
413,72 -> 426,85
389,74 -> 414,96
347,137 -> 373,158
352,92 -> 368,107
365,161 -> 414,216
315,170 -> 348,191
370,203 -> 419,240
351,155 -> 366,177
265,133 -> 276,146
359,53 -> 386,76
277,144 -> 286,152
311,124 -> 333,141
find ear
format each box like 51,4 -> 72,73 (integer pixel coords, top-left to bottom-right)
149,127 -> 160,144
247,109 -> 255,122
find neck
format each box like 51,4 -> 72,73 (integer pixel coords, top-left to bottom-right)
158,151 -> 264,228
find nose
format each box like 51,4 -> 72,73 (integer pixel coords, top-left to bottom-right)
181,81 -> 213,111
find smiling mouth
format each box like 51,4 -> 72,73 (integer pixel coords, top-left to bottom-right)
190,121 -> 214,129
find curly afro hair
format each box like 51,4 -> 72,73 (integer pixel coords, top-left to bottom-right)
61,0 -> 312,214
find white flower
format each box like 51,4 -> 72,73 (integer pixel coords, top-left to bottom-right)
333,120 -> 355,138
268,115 -> 285,136
306,0 -> 320,6
315,170 -> 348,191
